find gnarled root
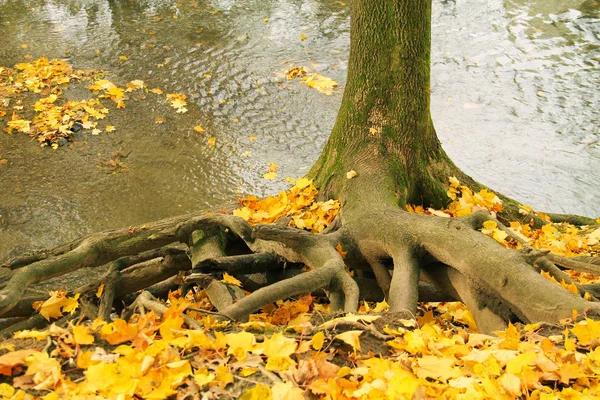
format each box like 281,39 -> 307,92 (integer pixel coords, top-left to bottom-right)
1,205 -> 598,335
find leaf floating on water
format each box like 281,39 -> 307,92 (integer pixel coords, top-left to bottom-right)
263,171 -> 277,180
125,79 -> 145,92
302,73 -> 338,95
285,67 -> 338,95
287,66 -> 307,80
166,93 -> 188,113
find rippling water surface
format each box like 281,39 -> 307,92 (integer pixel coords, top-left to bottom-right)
0,0 -> 598,260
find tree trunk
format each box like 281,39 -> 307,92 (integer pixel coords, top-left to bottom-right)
310,0 -> 457,209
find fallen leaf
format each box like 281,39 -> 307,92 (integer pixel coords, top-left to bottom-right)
222,273 -> 242,287
334,330 -> 362,352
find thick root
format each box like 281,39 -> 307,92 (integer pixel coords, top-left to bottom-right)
1,200 -> 597,336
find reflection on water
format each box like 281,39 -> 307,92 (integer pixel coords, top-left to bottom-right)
432,0 -> 599,218
0,0 -> 598,259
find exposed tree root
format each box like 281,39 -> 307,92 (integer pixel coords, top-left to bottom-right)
1,203 -> 598,335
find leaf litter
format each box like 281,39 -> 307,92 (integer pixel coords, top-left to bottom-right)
1,177 -> 600,398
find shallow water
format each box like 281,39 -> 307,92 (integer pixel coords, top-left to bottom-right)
0,0 -> 598,260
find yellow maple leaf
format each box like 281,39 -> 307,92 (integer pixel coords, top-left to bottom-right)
262,333 -> 297,358
302,73 -> 338,95
81,120 -> 95,130
71,324 -> 95,345
34,290 -> 77,320
417,355 -> 460,381
125,79 -> 145,91
572,319 -> 600,346
24,351 -> 62,390
105,125 -> 116,132
564,328 -> 577,352
499,373 -> 521,397
587,347 -> 600,374
62,293 -> 80,315
497,323 -> 520,350
481,220 -> 509,245
505,351 -> 537,375
233,207 -> 251,221
207,137 -> 216,147
240,384 -> 272,400
312,331 -> 325,351
0,383 -> 15,397
100,319 -> 138,345
240,367 -> 258,377
373,300 -> 389,313
215,365 -> 234,388
194,125 -> 205,134
106,86 -> 124,99
265,355 -> 296,372
222,273 -> 242,287
272,382 -> 304,400
226,331 -> 256,360
263,171 -> 277,180
334,330 -> 362,352
193,371 -> 215,387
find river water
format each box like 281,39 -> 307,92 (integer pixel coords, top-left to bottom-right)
0,0 -> 598,261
